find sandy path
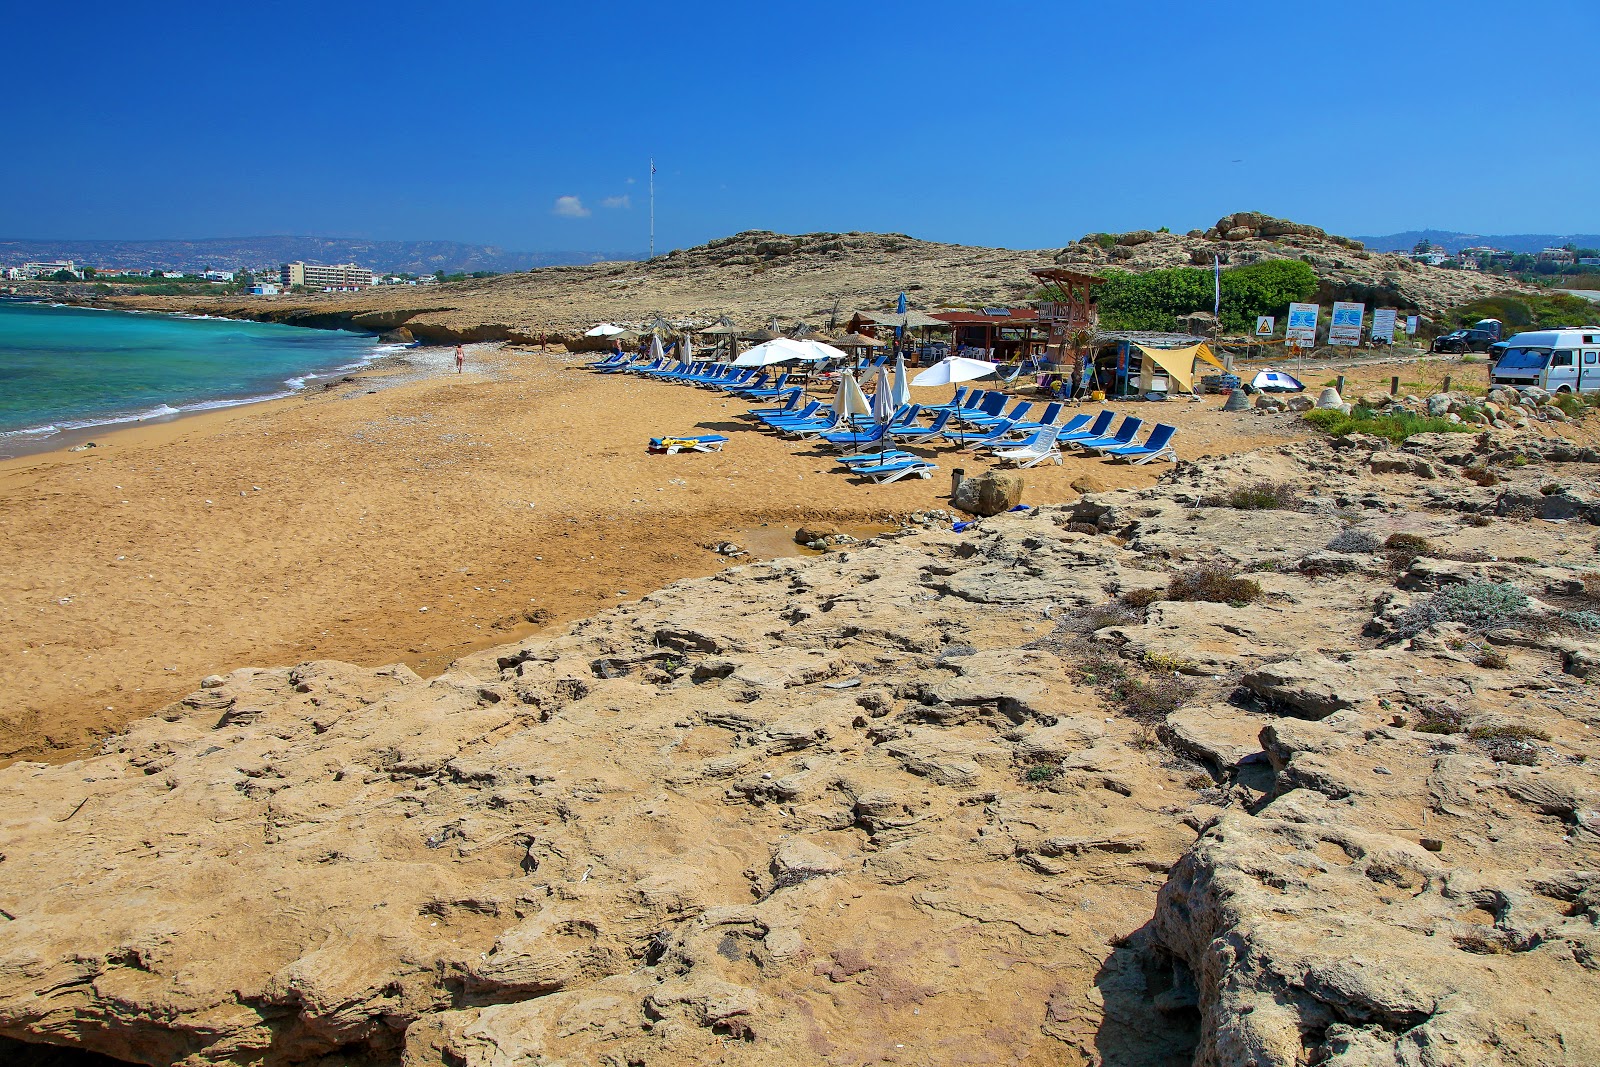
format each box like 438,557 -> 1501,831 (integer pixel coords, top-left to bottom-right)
0,346 -> 1296,763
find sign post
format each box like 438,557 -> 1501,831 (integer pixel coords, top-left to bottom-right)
1329,301 -> 1365,347
1371,308 -> 1398,346
1286,303 -> 1319,349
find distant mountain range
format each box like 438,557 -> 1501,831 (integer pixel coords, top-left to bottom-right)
0,237 -> 643,275
1354,230 -> 1600,254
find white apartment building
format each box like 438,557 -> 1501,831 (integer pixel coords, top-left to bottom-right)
280,261 -> 377,289
20,260 -> 81,279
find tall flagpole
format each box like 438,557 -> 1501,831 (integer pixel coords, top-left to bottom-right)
649,157 -> 655,259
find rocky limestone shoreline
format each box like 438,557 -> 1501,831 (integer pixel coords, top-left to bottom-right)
1,418 -> 1597,1066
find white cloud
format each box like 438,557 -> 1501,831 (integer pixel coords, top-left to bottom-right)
601,194 -> 631,210
625,177 -> 637,185
552,195 -> 589,218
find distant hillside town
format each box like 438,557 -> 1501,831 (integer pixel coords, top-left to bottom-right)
0,236 -> 641,277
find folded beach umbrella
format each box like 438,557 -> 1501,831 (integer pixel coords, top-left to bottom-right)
890,352 -> 912,409
872,364 -> 895,426
681,334 -> 695,363
650,333 -> 666,362
912,355 -> 998,387
834,370 -> 873,423
584,322 -> 628,337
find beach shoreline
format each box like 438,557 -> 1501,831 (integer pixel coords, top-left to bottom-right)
0,339 -> 1306,767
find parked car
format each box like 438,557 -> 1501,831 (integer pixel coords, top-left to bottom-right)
1431,327 -> 1498,354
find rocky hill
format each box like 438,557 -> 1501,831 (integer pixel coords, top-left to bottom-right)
1055,212 -> 1511,313
2,415 -> 1596,1066
93,214 -> 1520,345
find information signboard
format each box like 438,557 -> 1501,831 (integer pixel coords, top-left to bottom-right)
1329,301 -> 1365,346
1286,303 -> 1319,347
1371,308 -> 1398,344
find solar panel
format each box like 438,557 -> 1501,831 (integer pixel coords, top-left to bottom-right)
983,307 -> 1008,316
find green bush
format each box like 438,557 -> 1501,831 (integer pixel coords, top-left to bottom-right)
1443,292 -> 1598,330
1302,407 -> 1476,444
1553,393 -> 1586,417
1094,259 -> 1318,332
1395,582 -> 1529,637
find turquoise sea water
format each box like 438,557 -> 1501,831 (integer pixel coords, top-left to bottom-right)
0,301 -> 385,442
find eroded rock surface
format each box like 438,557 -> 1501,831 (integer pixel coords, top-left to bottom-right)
2,421 -> 1597,1066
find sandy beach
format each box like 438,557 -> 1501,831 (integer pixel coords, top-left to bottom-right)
0,343 -> 1299,764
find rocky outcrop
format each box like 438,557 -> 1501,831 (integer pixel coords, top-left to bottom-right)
1055,212 -> 1511,316
1,418 -> 1597,1065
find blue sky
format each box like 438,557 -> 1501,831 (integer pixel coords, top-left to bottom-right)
6,0 -> 1596,252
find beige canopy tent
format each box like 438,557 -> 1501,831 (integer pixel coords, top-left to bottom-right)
1134,342 -> 1226,394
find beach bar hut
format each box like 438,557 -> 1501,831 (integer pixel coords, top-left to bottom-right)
930,307 -> 1042,364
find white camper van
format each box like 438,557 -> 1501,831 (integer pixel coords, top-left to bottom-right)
1489,328 -> 1600,393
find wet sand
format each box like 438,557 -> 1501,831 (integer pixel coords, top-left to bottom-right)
0,345 -> 1297,764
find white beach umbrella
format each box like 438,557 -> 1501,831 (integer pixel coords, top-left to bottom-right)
911,355 -> 998,387
890,351 -> 912,409
681,334 -> 695,362
834,370 -> 873,422
650,333 -> 666,362
733,337 -> 831,367
584,322 -> 627,337
798,339 -> 851,364
872,364 -> 895,426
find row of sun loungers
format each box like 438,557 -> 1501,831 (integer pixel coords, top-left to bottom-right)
585,359 -> 1176,480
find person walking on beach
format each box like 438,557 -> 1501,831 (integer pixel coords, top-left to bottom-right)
455,345 -> 465,374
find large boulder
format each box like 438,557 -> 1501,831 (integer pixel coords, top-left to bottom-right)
951,470 -> 1023,516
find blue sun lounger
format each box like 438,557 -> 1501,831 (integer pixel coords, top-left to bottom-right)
1071,416 -> 1143,452
648,433 -> 730,453
1056,409 -> 1114,443
852,457 -> 938,483
1099,423 -> 1178,464
887,408 -> 956,443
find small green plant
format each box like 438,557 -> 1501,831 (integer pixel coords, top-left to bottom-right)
1476,647 -> 1509,669
1143,652 -> 1200,674
1167,564 -> 1263,605
1553,393 -> 1586,418
1395,581 -> 1530,637
1024,764 -> 1061,783
1468,723 -> 1551,743
1561,610 -> 1600,635
1302,407 -> 1476,444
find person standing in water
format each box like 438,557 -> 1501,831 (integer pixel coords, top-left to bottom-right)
455,345 -> 465,373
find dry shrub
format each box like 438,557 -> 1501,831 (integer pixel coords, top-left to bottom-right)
1121,587 -> 1163,609
1384,532 -> 1432,569
1582,573 -> 1600,603
1064,602 -> 1141,634
1463,466 -> 1499,486
1476,647 -> 1510,669
1201,481 -> 1304,511
1413,706 -> 1466,734
1167,564 -> 1263,605
1468,722 -> 1551,743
